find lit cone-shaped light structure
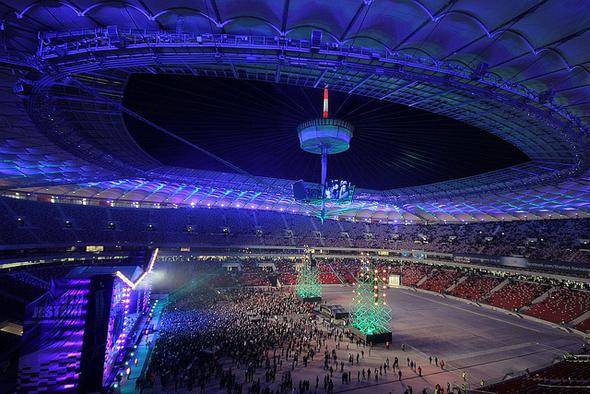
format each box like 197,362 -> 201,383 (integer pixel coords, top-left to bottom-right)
351,266 -> 392,335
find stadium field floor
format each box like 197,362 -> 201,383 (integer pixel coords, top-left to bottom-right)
320,286 -> 584,393
145,286 -> 584,393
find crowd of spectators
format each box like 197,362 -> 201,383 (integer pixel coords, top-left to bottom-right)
145,284 -> 452,394
1,249 -> 589,393
153,257 -> 590,333
7,254 -> 585,332
2,197 -> 589,265
145,286 -> 318,393
140,258 -> 590,394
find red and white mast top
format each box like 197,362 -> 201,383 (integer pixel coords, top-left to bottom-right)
322,85 -> 329,118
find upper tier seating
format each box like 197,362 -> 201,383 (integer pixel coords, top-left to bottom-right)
1,197 -> 589,267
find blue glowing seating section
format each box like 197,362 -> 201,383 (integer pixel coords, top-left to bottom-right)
1,197 -> 589,265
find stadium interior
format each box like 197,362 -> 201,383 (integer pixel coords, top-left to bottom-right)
0,1 -> 589,393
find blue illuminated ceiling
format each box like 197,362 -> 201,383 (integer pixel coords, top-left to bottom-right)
0,0 -> 588,223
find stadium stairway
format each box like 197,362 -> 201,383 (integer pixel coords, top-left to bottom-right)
310,218 -> 326,246
445,275 -> 467,292
326,261 -> 345,284
280,215 -> 290,232
402,266 -> 430,287
346,236 -> 353,247
519,286 -> 557,313
569,309 -> 590,328
309,217 -> 319,231
336,221 -> 354,247
481,278 -> 511,301
415,271 -> 431,287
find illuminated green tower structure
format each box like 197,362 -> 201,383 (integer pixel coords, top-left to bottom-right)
350,265 -> 392,344
296,254 -> 322,302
